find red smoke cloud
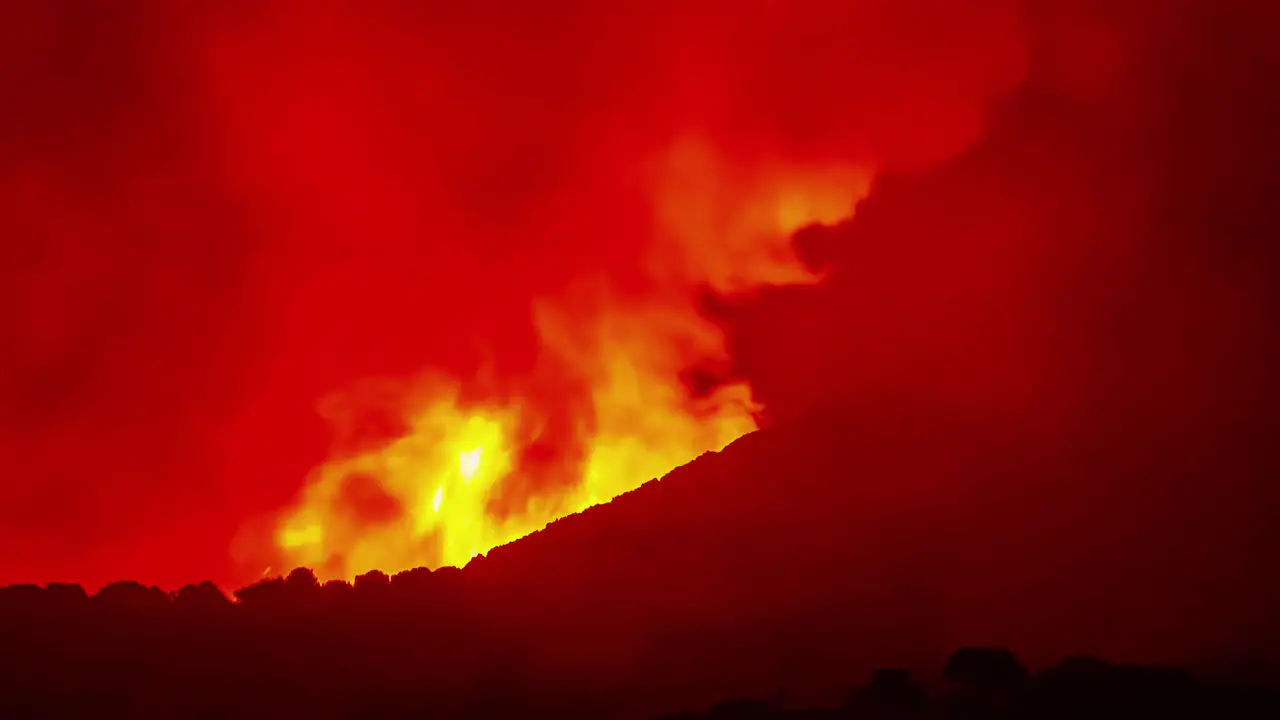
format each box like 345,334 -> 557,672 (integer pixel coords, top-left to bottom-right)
0,0 -> 1030,589
3,0 -> 1275,603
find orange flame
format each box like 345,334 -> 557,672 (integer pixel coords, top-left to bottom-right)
272,139 -> 873,580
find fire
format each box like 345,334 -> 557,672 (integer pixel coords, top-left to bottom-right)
272,139 -> 872,580
458,449 -> 482,480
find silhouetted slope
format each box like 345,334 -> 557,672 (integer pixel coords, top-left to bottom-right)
454,11 -> 1280,707
466,395 -> 1277,713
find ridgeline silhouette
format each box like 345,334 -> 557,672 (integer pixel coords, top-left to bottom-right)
2,409 -> 1277,718
0,568 -> 1274,718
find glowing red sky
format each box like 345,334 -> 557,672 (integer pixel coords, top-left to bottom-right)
1,0 -> 1276,595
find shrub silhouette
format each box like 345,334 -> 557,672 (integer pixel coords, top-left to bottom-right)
0,570 -> 1273,719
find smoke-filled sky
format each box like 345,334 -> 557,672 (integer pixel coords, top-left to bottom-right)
1,0 -> 1276,591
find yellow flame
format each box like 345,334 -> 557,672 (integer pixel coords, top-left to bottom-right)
459,449 -> 482,481
270,139 -> 873,580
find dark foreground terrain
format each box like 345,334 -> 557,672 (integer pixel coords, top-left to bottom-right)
0,573 -> 1276,719
2,402 -> 1276,718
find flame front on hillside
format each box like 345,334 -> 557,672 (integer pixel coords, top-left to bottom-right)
273,139 -> 872,580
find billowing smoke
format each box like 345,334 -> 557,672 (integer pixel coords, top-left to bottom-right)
5,0 -> 1274,600
0,0 -> 1034,589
